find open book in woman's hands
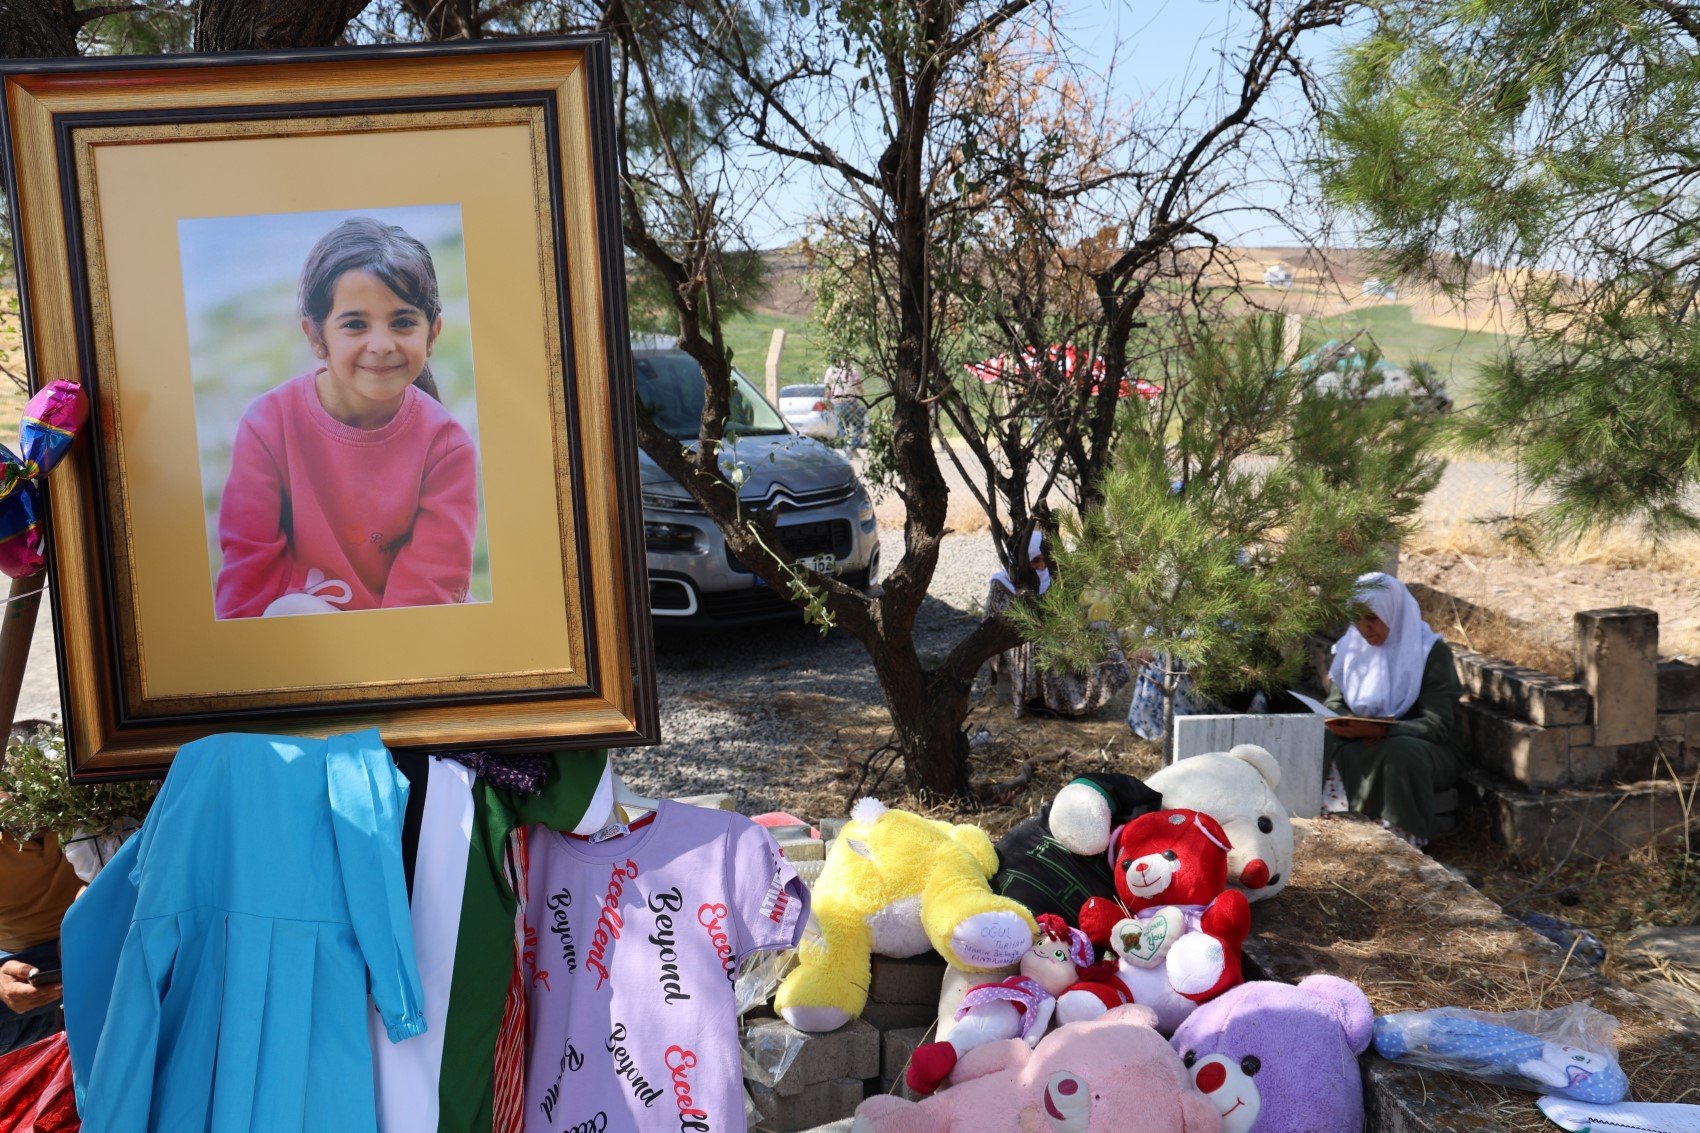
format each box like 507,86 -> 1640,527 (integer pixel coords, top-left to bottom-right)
1288,690 -> 1397,726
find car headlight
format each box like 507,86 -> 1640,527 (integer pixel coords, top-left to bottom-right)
644,521 -> 696,551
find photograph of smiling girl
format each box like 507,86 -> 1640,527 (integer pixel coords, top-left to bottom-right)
181,205 -> 492,620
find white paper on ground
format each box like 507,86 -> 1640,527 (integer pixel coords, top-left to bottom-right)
1288,690 -> 1339,718
1538,1096 -> 1700,1133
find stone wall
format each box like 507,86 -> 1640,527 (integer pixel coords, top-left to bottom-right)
1449,607 -> 1700,860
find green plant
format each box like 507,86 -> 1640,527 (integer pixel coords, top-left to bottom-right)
0,726 -> 157,840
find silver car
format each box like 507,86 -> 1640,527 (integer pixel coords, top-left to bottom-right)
635,348 -> 881,624
777,383 -> 840,441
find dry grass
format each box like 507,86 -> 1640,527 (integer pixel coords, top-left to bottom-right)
1408,517 -> 1700,576
772,686 -> 1159,832
1407,580 -> 1573,676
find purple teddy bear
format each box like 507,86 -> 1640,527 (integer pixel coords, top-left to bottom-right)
1170,975 -> 1374,1133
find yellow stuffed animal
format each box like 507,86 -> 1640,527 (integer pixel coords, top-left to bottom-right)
776,798 -> 1038,1032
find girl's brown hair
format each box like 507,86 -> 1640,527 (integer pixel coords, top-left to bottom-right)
298,216 -> 443,400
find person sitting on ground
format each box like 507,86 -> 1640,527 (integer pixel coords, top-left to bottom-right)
984,532 -> 1131,719
0,825 -> 82,1054
1322,571 -> 1462,849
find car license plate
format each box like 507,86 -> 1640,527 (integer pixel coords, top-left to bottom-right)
754,553 -> 837,585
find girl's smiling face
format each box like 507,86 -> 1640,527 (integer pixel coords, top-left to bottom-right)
307,269 -> 442,428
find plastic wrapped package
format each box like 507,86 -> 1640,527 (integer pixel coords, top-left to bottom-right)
738,943 -> 809,1089
1372,1003 -> 1629,1103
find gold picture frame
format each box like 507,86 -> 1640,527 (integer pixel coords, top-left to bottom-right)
0,38 -> 658,778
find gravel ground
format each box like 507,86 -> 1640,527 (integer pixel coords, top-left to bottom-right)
631,528 -> 1005,811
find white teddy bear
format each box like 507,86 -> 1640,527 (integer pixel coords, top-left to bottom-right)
1145,744 -> 1294,902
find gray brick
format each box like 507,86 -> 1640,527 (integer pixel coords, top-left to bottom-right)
750,1077 -> 866,1132
880,1025 -> 934,1083
1660,712 -> 1687,739
1568,725 -> 1595,747
869,954 -> 948,1006
776,836 -> 825,862
744,1019 -> 880,1096
1614,740 -> 1666,781
1660,660 -> 1700,712
858,1002 -> 940,1031
817,817 -> 850,842
1575,607 -> 1659,746
1459,699 -> 1570,787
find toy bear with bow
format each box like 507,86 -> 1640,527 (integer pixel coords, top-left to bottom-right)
1055,808 -> 1251,1034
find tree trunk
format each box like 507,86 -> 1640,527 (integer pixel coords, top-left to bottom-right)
0,0 -> 80,58
195,0 -> 372,50
869,641 -> 972,800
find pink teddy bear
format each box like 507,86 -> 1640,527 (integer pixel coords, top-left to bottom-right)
857,1005 -> 1221,1133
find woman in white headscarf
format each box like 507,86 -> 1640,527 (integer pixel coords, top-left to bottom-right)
1322,572 -> 1462,847
984,532 -> 1129,718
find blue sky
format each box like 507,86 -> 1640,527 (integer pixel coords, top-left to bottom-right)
741,0 -> 1361,248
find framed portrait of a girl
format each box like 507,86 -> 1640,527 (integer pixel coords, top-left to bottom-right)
0,37 -> 659,777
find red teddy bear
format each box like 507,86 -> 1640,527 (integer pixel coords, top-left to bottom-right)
1055,808 -> 1252,1034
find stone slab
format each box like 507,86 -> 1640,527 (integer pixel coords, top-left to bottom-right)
1464,768 -> 1695,862
1660,659 -> 1700,712
1575,607 -> 1659,746
744,1018 -> 880,1097
1457,699 -> 1569,788
869,954 -> 949,1007
1452,646 -> 1592,726
1173,713 -> 1324,818
749,1077 -> 865,1132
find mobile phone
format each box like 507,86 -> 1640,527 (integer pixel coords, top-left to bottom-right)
26,967 -> 62,987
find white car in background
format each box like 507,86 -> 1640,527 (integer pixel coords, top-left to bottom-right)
777,384 -> 840,442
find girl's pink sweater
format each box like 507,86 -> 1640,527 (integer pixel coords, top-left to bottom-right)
215,371 -> 479,618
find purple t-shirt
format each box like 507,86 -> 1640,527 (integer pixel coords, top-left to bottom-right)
522,802 -> 809,1133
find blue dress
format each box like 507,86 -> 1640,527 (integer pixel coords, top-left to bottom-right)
60,730 -> 426,1132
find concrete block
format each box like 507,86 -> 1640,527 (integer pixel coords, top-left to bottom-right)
749,1077 -> 865,1132
817,817 -> 850,842
1565,744 -> 1619,786
1660,659 -> 1700,712
869,954 -> 948,1006
859,1001 -> 940,1031
676,792 -> 737,811
1613,740 -> 1667,782
744,1018 -> 880,1096
881,1025 -> 934,1083
1173,713 -> 1324,817
1568,725 -> 1595,747
1660,712 -> 1687,739
1458,699 -> 1570,788
766,823 -> 815,842
1472,657 -> 1591,726
1575,607 -> 1659,746
1447,644 -> 1489,696
1467,768 -> 1695,862
777,837 -> 825,862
